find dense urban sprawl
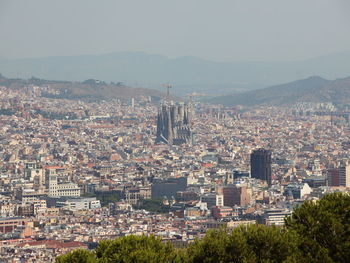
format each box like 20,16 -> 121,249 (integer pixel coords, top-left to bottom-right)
0,85 -> 349,262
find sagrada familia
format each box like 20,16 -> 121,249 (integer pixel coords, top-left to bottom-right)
156,102 -> 193,145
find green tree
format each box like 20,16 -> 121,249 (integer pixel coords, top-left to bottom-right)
81,192 -> 121,207
56,235 -> 184,263
133,199 -> 170,213
187,225 -> 301,263
243,225 -> 301,263
187,227 -> 254,263
95,235 -> 182,263
56,249 -> 96,263
56,193 -> 350,263
285,192 -> 350,263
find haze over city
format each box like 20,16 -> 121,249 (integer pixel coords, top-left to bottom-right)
0,1 -> 350,262
0,0 -> 350,61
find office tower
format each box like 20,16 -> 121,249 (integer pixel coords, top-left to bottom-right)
327,168 -> 340,186
217,185 -> 250,206
155,102 -> 193,145
250,148 -> 272,185
339,164 -> 350,187
327,164 -> 350,187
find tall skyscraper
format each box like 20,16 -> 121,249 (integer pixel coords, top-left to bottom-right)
339,164 -> 350,187
327,168 -> 340,187
327,163 -> 350,187
250,148 -> 272,185
155,102 -> 193,145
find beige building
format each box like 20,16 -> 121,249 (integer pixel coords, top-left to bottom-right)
339,165 -> 350,187
45,170 -> 80,197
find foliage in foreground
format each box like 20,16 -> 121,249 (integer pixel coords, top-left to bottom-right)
187,225 -> 302,263
285,192 -> 350,263
56,235 -> 183,263
56,193 -> 350,263
56,249 -> 96,263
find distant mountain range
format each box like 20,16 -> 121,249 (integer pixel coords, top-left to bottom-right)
0,74 -> 167,101
2,73 -> 350,108
0,51 -> 350,96
207,76 -> 350,107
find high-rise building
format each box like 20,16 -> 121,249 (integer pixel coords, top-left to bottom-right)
155,102 -> 193,145
217,185 -> 250,206
327,168 -> 340,186
339,164 -> 350,187
327,164 -> 350,187
250,148 -> 272,185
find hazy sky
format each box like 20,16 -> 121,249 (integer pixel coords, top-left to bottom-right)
0,0 -> 349,62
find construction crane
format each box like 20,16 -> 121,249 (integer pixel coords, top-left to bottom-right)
162,83 -> 172,100
186,92 -> 205,103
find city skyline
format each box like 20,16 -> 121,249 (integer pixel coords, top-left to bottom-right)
0,1 -> 350,261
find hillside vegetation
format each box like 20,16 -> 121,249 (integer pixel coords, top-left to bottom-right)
209,76 -> 350,107
0,74 -> 166,101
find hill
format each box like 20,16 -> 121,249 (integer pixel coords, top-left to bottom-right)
208,76 -> 350,107
1,51 -> 350,96
0,74 -> 167,101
